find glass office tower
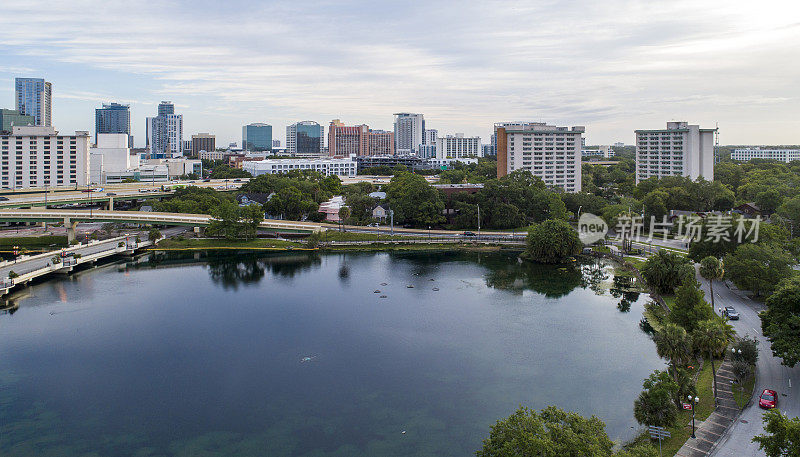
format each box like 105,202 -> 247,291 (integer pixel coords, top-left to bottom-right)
242,123 -> 272,151
95,103 -> 132,146
15,78 -> 52,126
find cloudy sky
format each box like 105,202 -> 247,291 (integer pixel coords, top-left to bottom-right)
1,0 -> 798,147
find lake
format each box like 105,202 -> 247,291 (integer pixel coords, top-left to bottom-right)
0,250 -> 664,456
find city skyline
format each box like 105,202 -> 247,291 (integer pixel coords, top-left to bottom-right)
0,0 -> 798,147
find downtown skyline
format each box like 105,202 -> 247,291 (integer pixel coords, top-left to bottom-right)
0,0 -> 798,147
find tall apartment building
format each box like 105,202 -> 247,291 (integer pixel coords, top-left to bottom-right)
95,103 -> 132,147
15,78 -> 52,127
367,129 -> 394,156
242,123 -> 272,151
0,109 -> 35,133
495,122 -> 583,192
635,121 -> 715,183
286,121 -> 324,156
436,134 -> 482,160
393,113 -> 424,155
424,128 -> 438,145
191,133 -> 216,157
328,119 -> 369,157
146,101 -> 183,158
0,126 -> 90,189
731,148 -> 800,163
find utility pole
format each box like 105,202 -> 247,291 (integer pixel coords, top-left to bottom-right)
390,210 -> 394,236
477,204 -> 481,238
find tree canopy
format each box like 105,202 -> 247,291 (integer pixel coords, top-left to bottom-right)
523,219 -> 582,264
761,277 -> 800,367
640,251 -> 693,294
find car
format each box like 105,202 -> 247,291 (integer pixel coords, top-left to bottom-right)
759,389 -> 777,409
723,306 -> 739,320
462,231 -> 476,236
203,179 -> 211,182
368,223 -> 379,227
106,192 -> 117,196
233,179 -> 242,182
0,196 -> 8,201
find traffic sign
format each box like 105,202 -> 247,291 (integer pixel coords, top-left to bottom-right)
682,403 -> 693,410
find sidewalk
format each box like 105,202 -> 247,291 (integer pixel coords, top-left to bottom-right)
675,356 -> 740,456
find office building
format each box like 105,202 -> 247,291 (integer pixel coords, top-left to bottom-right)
15,78 -> 52,126
273,140 -> 281,148
286,121 -> 324,156
328,119 -> 369,157
95,103 -> 131,147
0,109 -> 35,133
367,129 -> 394,156
436,134 -> 482,160
731,148 -> 800,163
635,121 -> 715,183
0,125 -> 90,188
242,123 -> 272,151
89,133 -> 139,184
582,145 -> 613,158
393,113 -> 424,155
146,101 -> 183,158
191,133 -> 215,157
243,157 -> 356,178
482,144 -> 495,157
495,122 -> 583,192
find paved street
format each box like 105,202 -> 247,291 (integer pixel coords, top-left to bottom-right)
700,278 -> 800,456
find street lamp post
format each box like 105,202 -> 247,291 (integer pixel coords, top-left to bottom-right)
689,395 -> 699,438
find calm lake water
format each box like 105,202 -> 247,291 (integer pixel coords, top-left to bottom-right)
0,250 -> 664,456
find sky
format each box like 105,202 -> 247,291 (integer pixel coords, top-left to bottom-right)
0,0 -> 799,148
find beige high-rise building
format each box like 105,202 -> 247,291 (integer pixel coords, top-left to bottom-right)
635,121 -> 715,183
367,129 -> 394,156
191,133 -> 216,157
495,122 -> 583,192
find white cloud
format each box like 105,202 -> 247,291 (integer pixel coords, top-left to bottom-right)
0,0 -> 798,145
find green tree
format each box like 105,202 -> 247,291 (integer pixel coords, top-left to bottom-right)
654,323 -> 693,382
693,319 -> 735,405
148,228 -> 162,241
761,278 -> 800,367
476,406 -> 614,457
752,409 -> 800,456
240,203 -> 264,239
208,201 -> 243,239
725,243 -> 794,297
633,370 -> 679,427
523,219 -> 582,264
669,279 -> 714,332
384,171 -> 445,227
640,251 -> 693,294
699,256 -> 724,310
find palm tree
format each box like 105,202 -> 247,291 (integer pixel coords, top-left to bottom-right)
654,323 -> 693,382
699,256 -> 724,311
693,319 -> 735,404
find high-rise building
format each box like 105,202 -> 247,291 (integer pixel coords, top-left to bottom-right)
328,119 -> 368,157
0,109 -> 35,133
242,123 -> 272,151
95,103 -> 132,147
146,101 -> 183,158
436,134 -> 482,160
393,113 -> 424,155
424,128 -> 438,145
286,121 -> 324,156
191,133 -> 216,157
15,78 -> 52,126
367,129 -> 394,156
495,122 -> 583,192
635,121 -> 715,183
0,126 -> 90,188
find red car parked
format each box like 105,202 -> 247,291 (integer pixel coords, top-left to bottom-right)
759,389 -> 778,409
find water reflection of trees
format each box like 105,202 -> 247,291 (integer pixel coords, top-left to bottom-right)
609,271 -> 640,313
201,252 -> 321,289
484,259 -> 586,298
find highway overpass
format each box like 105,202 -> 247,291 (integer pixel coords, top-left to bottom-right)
0,208 -> 525,242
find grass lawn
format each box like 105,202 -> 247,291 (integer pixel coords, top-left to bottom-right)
662,295 -> 676,310
0,235 -> 68,251
733,373 -> 756,410
154,237 -> 301,250
320,231 -> 425,242
623,256 -> 646,270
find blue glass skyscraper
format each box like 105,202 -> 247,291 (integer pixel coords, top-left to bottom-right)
15,77 -> 52,126
242,123 -> 272,151
95,103 -> 131,146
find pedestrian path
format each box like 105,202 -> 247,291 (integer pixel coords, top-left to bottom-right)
676,357 -> 740,456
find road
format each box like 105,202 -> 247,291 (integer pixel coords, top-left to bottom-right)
701,277 -> 800,456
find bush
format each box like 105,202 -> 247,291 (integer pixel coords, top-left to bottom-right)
118,241 -> 124,247
148,228 -> 162,241
51,255 -> 61,264
8,271 -> 19,279
306,231 -> 323,248
732,359 -> 752,384
640,250 -> 693,294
